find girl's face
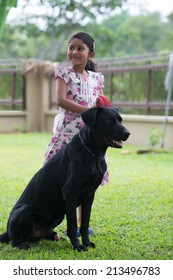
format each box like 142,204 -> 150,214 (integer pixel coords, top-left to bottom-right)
67,38 -> 94,68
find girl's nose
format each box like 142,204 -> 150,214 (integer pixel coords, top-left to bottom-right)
72,48 -> 78,54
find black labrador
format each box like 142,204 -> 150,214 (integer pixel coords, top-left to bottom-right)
0,107 -> 130,251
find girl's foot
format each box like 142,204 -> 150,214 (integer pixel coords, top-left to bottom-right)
77,224 -> 93,236
77,225 -> 94,236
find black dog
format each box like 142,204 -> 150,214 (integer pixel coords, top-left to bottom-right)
0,107 -> 130,251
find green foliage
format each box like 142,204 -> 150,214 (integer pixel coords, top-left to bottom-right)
0,0 -> 126,59
148,128 -> 163,149
92,12 -> 172,57
0,0 -> 18,37
35,0 -> 126,27
0,133 -> 173,260
1,2 -> 173,60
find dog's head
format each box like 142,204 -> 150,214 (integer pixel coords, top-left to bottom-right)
81,107 -> 130,148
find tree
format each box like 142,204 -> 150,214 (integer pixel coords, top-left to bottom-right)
22,0 -> 127,28
0,0 -> 18,37
93,11 -> 171,56
4,0 -> 127,60
1,4 -> 173,61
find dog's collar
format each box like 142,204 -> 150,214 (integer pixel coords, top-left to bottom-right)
78,131 -> 104,160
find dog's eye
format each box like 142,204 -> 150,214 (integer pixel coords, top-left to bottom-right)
105,118 -> 115,125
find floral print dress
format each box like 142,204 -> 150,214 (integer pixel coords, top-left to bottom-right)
44,66 -> 109,185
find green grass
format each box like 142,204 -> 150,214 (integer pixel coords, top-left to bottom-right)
0,133 -> 173,260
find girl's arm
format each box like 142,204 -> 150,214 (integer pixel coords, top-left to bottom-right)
56,78 -> 89,114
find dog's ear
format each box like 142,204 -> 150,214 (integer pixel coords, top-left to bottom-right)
112,107 -> 118,112
81,107 -> 100,129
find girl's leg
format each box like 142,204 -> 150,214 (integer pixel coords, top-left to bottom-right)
77,206 -> 82,226
77,206 -> 93,235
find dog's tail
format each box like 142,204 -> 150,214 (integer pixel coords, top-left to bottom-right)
0,231 -> 10,243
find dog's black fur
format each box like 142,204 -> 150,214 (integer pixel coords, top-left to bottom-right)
0,107 -> 130,251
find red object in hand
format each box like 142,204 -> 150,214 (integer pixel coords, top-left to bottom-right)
98,95 -> 111,107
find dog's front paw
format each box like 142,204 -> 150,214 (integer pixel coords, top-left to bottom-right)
73,244 -> 88,252
83,241 -> 95,248
82,236 -> 95,248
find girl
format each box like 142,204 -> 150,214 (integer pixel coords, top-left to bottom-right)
44,32 -> 109,237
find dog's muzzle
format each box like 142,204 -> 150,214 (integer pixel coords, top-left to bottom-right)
104,130 -> 130,148
104,136 -> 123,148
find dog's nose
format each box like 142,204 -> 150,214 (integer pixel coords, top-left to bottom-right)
123,129 -> 130,140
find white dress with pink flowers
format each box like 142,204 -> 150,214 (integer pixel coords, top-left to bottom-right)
44,66 -> 109,185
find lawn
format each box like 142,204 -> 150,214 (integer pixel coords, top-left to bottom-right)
0,133 -> 172,260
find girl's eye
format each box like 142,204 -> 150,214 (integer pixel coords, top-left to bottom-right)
78,47 -> 84,51
68,45 -> 85,52
69,46 -> 74,51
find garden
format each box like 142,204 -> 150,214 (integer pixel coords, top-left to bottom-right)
0,133 -> 172,260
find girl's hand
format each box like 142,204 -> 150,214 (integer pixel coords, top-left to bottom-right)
96,96 -> 100,107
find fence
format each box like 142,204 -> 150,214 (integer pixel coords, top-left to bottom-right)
102,64 -> 170,115
0,53 -> 172,115
0,60 -> 25,110
49,52 -> 173,115
0,54 -> 173,148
